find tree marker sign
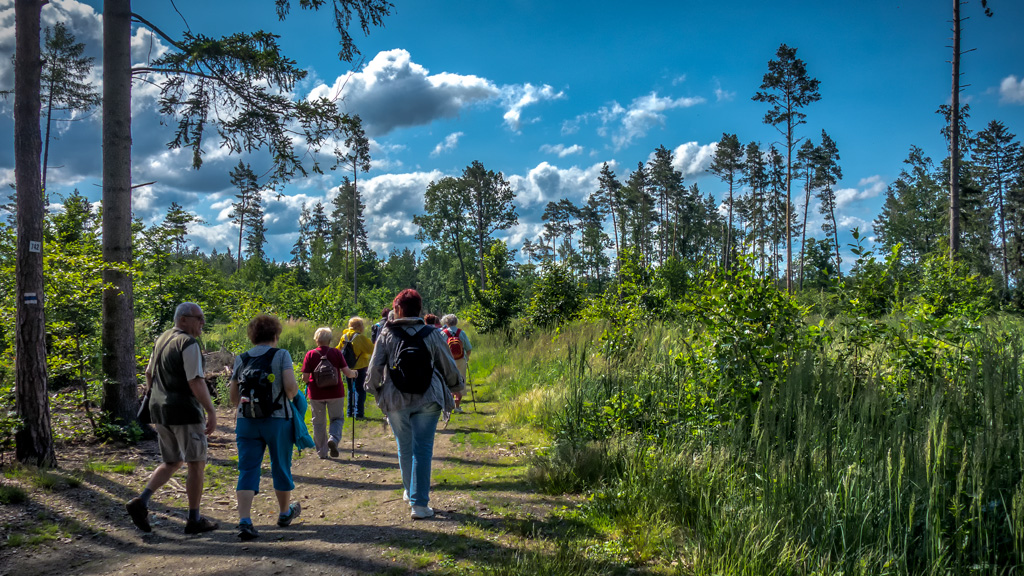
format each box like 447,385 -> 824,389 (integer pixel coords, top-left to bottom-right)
29,241 -> 41,253
24,293 -> 38,305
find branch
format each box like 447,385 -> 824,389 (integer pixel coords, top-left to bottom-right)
130,66 -> 219,81
130,13 -> 187,51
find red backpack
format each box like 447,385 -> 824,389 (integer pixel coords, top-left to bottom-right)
443,327 -> 464,360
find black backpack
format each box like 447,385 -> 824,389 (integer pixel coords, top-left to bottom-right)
341,333 -> 358,370
371,321 -> 384,344
385,324 -> 436,394
237,348 -> 285,418
312,350 -> 339,388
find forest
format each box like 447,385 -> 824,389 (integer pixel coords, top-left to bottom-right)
4,0 -> 1024,573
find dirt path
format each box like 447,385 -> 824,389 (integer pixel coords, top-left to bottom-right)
0,399 -> 560,575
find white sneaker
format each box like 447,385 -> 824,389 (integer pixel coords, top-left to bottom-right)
410,505 -> 434,519
402,490 -> 410,503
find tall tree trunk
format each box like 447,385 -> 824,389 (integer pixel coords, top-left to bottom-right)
352,170 -> 358,305
785,125 -> 794,293
41,74 -> 54,200
828,193 -> 842,281
14,0 -> 57,467
236,209 -> 245,272
949,0 -> 961,258
726,179 -> 733,270
101,0 -> 138,424
799,175 -> 811,290
998,184 -> 1009,296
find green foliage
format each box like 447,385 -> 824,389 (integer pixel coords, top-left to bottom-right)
466,240 -> 521,334
525,264 -> 582,329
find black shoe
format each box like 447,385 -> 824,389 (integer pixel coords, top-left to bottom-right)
184,516 -> 219,534
125,497 -> 151,533
237,522 -> 259,541
277,502 -> 301,527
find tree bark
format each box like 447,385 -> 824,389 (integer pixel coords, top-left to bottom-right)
101,0 -> 138,424
949,0 -> 961,258
14,0 -> 57,467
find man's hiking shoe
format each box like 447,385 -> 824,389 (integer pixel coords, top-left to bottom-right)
327,437 -> 339,458
277,502 -> 301,527
183,516 -> 219,534
237,522 -> 259,541
125,497 -> 151,533
411,505 -> 434,519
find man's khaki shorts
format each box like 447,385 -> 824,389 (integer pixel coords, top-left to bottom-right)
154,423 -> 208,463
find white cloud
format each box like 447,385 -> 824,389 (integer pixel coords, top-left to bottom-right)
835,175 -> 886,210
507,162 -> 605,209
713,79 -> 735,102
430,132 -> 463,157
540,144 -> 584,158
672,141 -> 717,177
567,92 -> 706,151
500,83 -> 565,132
308,49 -> 498,136
999,75 -> 1024,104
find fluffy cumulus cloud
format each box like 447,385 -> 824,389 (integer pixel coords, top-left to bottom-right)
430,132 -> 463,157
359,170 -> 444,253
308,49 -> 498,136
999,75 -> 1024,104
0,0 -> 103,92
835,175 -> 886,210
500,83 -> 565,132
507,162 -> 606,211
671,141 -> 717,177
540,144 -> 584,158
308,50 -> 562,138
564,92 -> 707,151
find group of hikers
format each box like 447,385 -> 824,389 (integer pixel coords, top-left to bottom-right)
125,288 -> 473,541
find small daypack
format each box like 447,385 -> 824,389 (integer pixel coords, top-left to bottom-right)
237,348 -> 285,419
442,327 -> 465,360
312,349 -> 339,388
340,333 -> 357,370
385,324 -> 436,394
371,321 -> 384,344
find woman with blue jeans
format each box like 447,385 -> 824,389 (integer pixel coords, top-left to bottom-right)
365,289 -> 464,519
228,314 -> 302,540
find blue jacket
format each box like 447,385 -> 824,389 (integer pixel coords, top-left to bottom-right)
291,392 -> 315,451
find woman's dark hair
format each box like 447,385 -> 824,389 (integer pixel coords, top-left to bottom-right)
423,313 -> 437,326
380,307 -> 392,320
247,314 -> 282,344
392,289 -> 422,318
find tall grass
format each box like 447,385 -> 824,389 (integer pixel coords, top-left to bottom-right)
515,317 -> 1024,574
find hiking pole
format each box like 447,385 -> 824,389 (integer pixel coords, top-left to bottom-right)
351,379 -> 356,459
468,361 -> 477,413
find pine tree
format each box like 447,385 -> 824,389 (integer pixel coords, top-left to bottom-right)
40,22 -> 101,197
709,134 -> 744,269
229,160 -> 260,272
336,115 -> 371,303
753,43 -> 821,291
974,120 -> 1020,296
290,202 -> 311,270
795,138 -> 818,288
648,145 -> 686,263
596,163 -> 623,274
815,130 -> 843,280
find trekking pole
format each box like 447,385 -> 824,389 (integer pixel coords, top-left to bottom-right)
351,379 -> 356,459
469,361 -> 477,412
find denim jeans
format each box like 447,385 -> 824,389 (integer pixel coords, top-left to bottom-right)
386,401 -> 441,507
347,368 -> 367,417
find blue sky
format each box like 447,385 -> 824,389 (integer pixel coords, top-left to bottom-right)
2,0 -> 1024,266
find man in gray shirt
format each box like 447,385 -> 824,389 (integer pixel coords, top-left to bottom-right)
126,302 -> 219,534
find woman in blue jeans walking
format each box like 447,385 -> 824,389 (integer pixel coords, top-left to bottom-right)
365,289 -> 464,519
